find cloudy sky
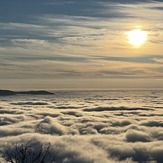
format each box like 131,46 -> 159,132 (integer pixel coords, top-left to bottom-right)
0,0 -> 163,89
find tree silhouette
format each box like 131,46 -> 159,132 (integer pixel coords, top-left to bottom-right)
2,142 -> 55,163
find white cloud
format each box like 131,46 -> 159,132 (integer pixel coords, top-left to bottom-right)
0,91 -> 162,162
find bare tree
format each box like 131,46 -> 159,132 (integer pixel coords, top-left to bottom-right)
2,142 -> 55,163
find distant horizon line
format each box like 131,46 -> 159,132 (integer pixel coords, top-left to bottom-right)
1,88 -> 163,91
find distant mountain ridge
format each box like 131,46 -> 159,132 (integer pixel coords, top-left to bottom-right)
0,90 -> 54,96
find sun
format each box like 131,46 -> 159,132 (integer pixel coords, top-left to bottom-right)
127,29 -> 148,47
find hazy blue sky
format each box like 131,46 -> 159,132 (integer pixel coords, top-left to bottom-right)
0,0 -> 163,89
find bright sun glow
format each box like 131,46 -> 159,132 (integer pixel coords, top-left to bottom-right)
127,29 -> 148,47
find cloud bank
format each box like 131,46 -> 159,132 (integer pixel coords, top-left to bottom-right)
0,90 -> 162,162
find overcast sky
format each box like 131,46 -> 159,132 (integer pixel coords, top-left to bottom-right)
0,0 -> 163,89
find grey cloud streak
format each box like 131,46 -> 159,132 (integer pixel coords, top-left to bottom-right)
0,0 -> 163,86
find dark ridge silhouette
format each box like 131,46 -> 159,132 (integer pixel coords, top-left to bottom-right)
0,90 -> 54,96
16,90 -> 54,95
0,90 -> 16,96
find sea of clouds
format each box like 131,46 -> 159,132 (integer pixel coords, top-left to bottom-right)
0,90 -> 163,162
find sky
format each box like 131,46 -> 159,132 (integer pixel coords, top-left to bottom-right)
0,0 -> 163,90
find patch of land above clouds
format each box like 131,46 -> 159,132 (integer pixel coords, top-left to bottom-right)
0,89 -> 54,96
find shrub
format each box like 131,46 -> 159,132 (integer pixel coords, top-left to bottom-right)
2,142 -> 55,163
